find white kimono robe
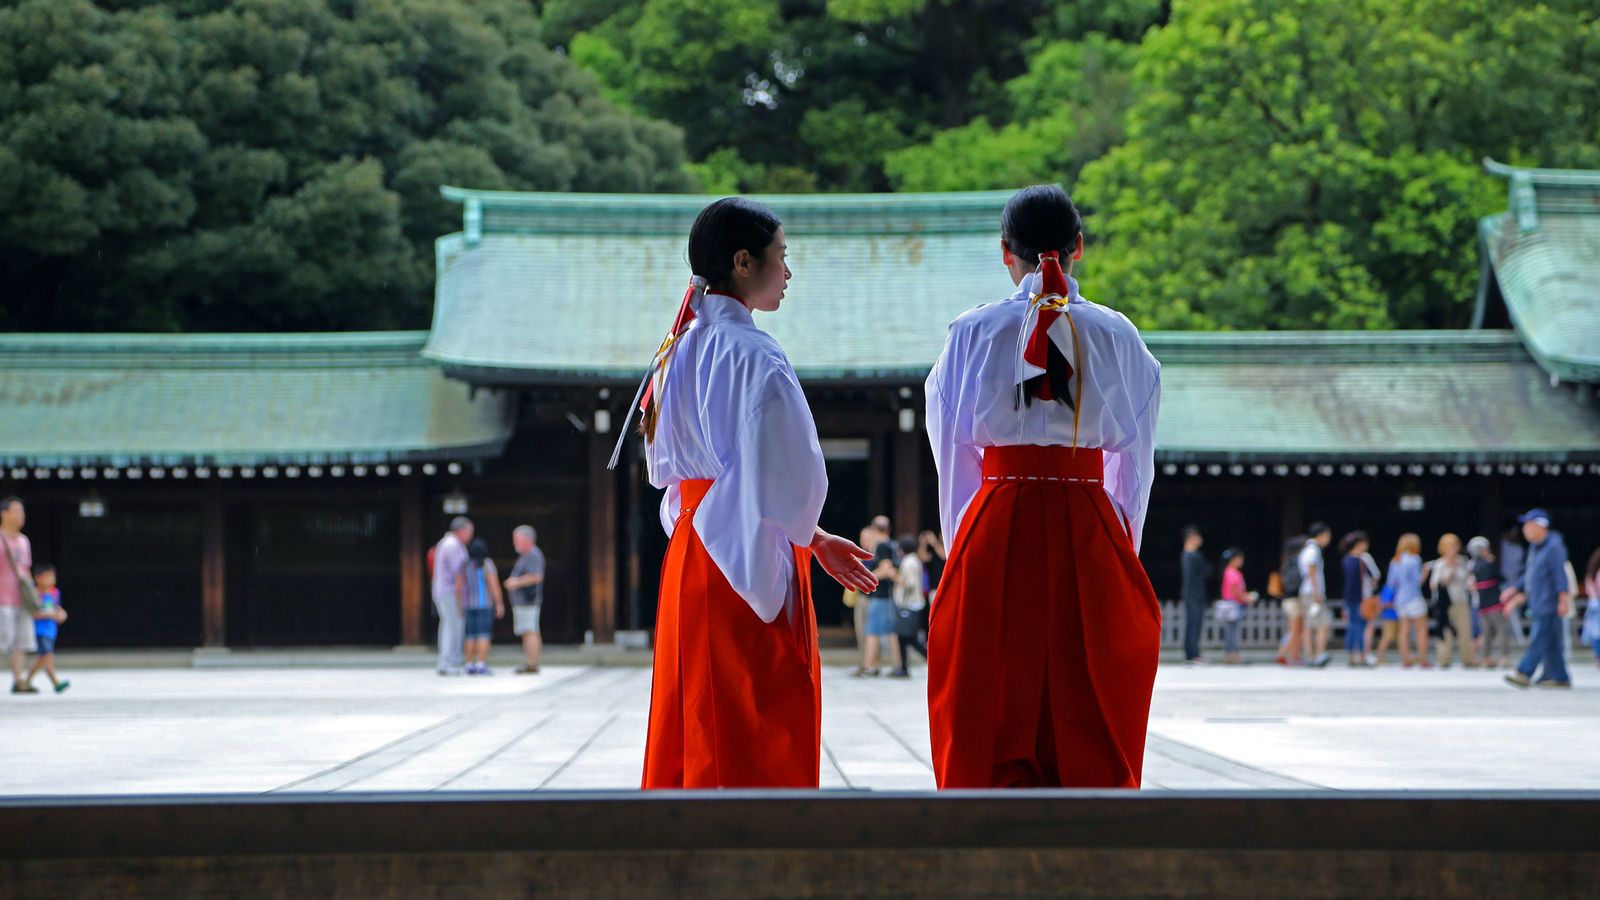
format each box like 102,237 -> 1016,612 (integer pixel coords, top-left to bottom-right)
925,271 -> 1162,553
646,293 -> 827,624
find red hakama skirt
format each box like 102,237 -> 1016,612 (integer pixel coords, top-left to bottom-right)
928,445 -> 1161,789
642,479 -> 822,788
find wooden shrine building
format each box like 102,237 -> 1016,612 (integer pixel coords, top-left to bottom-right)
2,163 -> 1598,648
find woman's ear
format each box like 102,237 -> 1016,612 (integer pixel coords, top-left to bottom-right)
1071,233 -> 1084,261
1000,238 -> 1013,266
733,248 -> 753,277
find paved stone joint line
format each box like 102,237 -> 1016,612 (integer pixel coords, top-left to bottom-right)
537,713 -> 620,790
436,714 -> 559,791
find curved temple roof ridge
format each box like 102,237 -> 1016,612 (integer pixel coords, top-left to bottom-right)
1478,158 -> 1600,384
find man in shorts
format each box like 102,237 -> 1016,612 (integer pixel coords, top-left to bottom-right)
504,525 -> 546,674
1300,522 -> 1334,667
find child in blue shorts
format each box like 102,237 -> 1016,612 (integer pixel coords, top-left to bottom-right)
462,539 -> 505,675
27,563 -> 70,693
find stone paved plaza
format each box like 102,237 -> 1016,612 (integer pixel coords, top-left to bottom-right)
2,661 -> 1596,796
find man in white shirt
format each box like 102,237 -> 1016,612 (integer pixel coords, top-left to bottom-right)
1299,522 -> 1333,667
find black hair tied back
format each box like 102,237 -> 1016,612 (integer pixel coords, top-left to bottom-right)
1003,185 -> 1084,409
1000,184 -> 1081,267
687,198 -> 782,290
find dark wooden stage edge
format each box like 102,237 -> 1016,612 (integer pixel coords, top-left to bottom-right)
3,791 -> 1598,898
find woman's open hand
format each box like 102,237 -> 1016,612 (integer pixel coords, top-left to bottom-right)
811,529 -> 877,594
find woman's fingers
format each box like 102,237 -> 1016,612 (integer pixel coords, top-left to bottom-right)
825,559 -> 877,593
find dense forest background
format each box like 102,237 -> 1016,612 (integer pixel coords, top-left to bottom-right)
2,0 -> 1596,332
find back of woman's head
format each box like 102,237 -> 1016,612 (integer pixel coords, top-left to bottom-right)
688,198 -> 781,289
1282,535 -> 1308,563
897,534 -> 917,555
468,538 -> 489,563
1395,533 -> 1420,561
1587,546 -> 1600,583
1000,184 -> 1082,266
1339,530 -> 1369,556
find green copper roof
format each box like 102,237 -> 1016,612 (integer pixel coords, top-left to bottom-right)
424,188 -> 1600,462
1150,331 -> 1600,463
425,188 -> 1014,381
1479,159 -> 1600,384
0,332 -> 513,467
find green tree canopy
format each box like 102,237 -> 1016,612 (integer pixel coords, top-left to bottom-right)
0,0 -> 694,331
550,0 -> 1167,193
1073,0 -> 1599,331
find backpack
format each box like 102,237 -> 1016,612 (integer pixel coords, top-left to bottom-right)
1279,537 -> 1308,597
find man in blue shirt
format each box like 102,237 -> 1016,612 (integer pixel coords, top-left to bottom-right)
1502,509 -> 1572,689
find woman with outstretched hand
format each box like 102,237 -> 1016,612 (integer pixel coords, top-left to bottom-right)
620,198 -> 877,789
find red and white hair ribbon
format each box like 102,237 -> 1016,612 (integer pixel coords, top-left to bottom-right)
609,275 -> 708,469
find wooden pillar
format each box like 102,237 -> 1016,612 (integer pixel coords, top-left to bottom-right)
893,425 -> 922,538
867,434 -> 887,526
1280,476 -> 1304,541
1480,474 -> 1503,542
625,440 -> 644,633
399,476 -> 424,647
201,482 -> 226,648
589,427 -> 617,644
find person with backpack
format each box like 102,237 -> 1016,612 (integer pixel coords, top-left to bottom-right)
890,534 -> 927,678
1276,535 -> 1309,666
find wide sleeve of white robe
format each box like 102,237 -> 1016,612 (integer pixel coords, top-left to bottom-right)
1102,373 -> 1160,554
926,330 -> 983,553
922,271 -> 1162,556
693,374 -> 827,624
644,293 -> 829,624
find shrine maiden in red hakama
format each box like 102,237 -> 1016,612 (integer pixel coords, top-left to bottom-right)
925,225 -> 1163,789
633,274 -> 835,789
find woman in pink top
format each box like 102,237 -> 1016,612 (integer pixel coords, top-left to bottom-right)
1217,548 -> 1257,665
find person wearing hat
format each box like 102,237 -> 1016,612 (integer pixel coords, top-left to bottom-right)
1501,509 -> 1572,688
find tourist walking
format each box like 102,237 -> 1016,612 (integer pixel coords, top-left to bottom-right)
632,198 -> 876,788
1340,531 -> 1377,667
1470,537 -> 1510,668
1180,526 -> 1210,664
1,496 -> 40,695
890,534 -> 927,677
505,525 -> 546,674
1217,548 -> 1256,665
925,185 -> 1162,789
431,516 -> 473,676
858,527 -> 902,678
1300,523 -> 1334,667
1276,535 -> 1309,666
1503,510 -> 1572,689
1427,534 -> 1477,668
849,516 -> 890,675
1388,534 -> 1429,668
23,564 -> 69,693
461,538 -> 505,675
1581,547 -> 1600,669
